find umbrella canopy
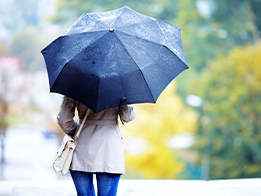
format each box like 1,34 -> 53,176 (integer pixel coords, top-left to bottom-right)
41,6 -> 188,113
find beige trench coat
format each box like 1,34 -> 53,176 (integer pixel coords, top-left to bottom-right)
57,96 -> 136,174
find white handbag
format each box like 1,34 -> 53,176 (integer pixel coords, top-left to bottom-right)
53,108 -> 90,175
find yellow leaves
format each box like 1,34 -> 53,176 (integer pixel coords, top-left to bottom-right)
125,142 -> 185,179
122,81 -> 198,179
175,0 -> 201,25
215,42 -> 261,83
228,44 -> 261,82
198,41 -> 261,114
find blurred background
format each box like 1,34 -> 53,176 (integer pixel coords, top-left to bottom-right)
0,0 -> 260,181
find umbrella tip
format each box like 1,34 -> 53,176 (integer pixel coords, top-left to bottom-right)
109,28 -> 114,32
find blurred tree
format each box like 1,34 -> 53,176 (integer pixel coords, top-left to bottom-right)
173,0 -> 211,73
8,28 -> 45,71
0,0 -> 50,70
9,27 -> 45,71
53,0 -> 179,25
174,0 -> 260,73
211,0 -> 261,43
122,81 -> 198,179
0,0 -> 40,35
190,42 -> 261,179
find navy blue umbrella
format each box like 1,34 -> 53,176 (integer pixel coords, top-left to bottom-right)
41,6 -> 188,113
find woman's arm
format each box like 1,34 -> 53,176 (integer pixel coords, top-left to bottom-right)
120,104 -> 136,123
57,96 -> 79,136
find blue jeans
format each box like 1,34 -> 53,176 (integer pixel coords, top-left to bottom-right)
70,170 -> 121,196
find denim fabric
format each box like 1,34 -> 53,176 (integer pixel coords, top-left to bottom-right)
70,170 -> 121,196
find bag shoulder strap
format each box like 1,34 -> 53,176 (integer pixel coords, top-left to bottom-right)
74,108 -> 90,141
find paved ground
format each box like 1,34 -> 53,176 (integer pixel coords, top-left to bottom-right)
0,178 -> 261,196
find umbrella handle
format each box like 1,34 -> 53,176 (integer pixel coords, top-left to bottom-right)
118,97 -> 127,125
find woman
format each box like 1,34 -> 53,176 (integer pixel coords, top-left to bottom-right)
57,96 -> 135,196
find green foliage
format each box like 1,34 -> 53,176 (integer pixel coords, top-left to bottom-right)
54,0 -> 179,24
0,0 -> 47,70
8,28 -> 45,70
173,0 -> 260,73
212,0 -> 261,39
191,42 -> 261,179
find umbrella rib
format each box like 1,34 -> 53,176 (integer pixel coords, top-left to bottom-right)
88,8 -> 123,30
113,33 -> 156,103
63,21 -> 156,37
115,20 -> 187,67
61,30 -> 108,38
115,30 -> 188,69
60,31 -> 109,69
90,6 -> 155,30
154,20 -> 187,65
50,31 -> 109,92
112,17 -> 155,29
62,21 -> 186,68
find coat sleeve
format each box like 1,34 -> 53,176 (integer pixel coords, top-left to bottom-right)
120,104 -> 136,123
57,96 -> 79,136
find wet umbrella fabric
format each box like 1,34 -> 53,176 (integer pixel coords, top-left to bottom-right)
41,6 -> 188,113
